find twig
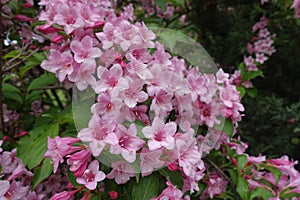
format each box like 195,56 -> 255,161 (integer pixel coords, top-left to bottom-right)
4,47 -> 40,72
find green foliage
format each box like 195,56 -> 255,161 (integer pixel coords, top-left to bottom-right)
239,95 -> 300,165
32,158 -> 53,189
132,173 -> 160,200
27,73 -> 57,91
159,168 -> 184,190
17,122 -> 59,169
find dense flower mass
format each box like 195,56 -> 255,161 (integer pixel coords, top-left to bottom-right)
1,0 -> 300,199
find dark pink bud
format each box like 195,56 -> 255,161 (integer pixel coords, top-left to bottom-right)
231,158 -> 238,167
243,174 -> 251,179
22,2 -> 33,8
109,191 -> 118,199
14,131 -> 28,138
167,163 -> 178,171
37,24 -> 61,34
288,118 -> 296,124
51,35 -> 64,44
14,14 -> 33,22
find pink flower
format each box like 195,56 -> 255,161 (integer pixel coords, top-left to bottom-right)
50,190 -> 77,200
110,124 -> 145,163
142,117 -> 177,151
8,161 -> 33,181
140,148 -> 164,176
41,49 -> 73,82
201,171 -> 228,199
70,35 -> 101,63
4,180 -> 29,200
94,64 -> 129,94
291,0 -> 300,18
53,3 -> 84,34
151,181 -> 183,200
76,160 -> 106,190
107,161 -> 135,184
0,180 -> 10,198
77,114 -> 118,157
68,60 -> 97,90
121,77 -> 148,108
174,131 -> 202,176
44,136 -> 80,173
67,149 -> 91,177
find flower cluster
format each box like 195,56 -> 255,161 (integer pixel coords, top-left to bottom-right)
0,141 -> 70,199
35,0 -> 300,199
230,15 -> 276,89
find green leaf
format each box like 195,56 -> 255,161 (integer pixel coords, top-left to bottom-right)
214,118 -> 234,137
32,52 -> 47,61
242,70 -> 264,81
250,187 -> 273,200
158,168 -> 184,190
3,49 -> 20,59
167,0 -> 185,7
28,73 -> 57,91
237,86 -> 246,97
236,176 -> 250,200
132,173 -> 159,200
32,158 -> 53,189
20,60 -> 40,77
2,83 -> 22,94
246,87 -> 258,98
227,169 -> 238,184
280,192 -> 300,199
17,123 -> 59,169
155,0 -> 167,12
2,83 -> 23,104
235,154 -> 247,170
264,166 -> 282,184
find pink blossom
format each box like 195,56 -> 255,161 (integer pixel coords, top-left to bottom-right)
94,64 -> 129,94
96,22 -> 115,49
68,60 -> 97,90
50,190 -> 77,200
107,161 -> 135,184
41,49 -> 74,82
0,149 -> 18,174
70,35 -> 101,63
91,90 -> 123,117
140,148 -> 164,176
142,117 -> 177,151
151,181 -> 183,200
110,124 -> 145,163
174,128 -> 203,176
27,191 -> 45,200
67,149 -> 91,177
120,77 -> 148,108
77,114 -> 117,157
150,89 -> 173,117
76,160 -> 106,190
201,171 -> 228,199
8,161 -> 33,181
44,136 -> 80,173
52,3 -> 84,34
0,180 -> 10,198
4,180 -> 29,200
291,0 -> 300,18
